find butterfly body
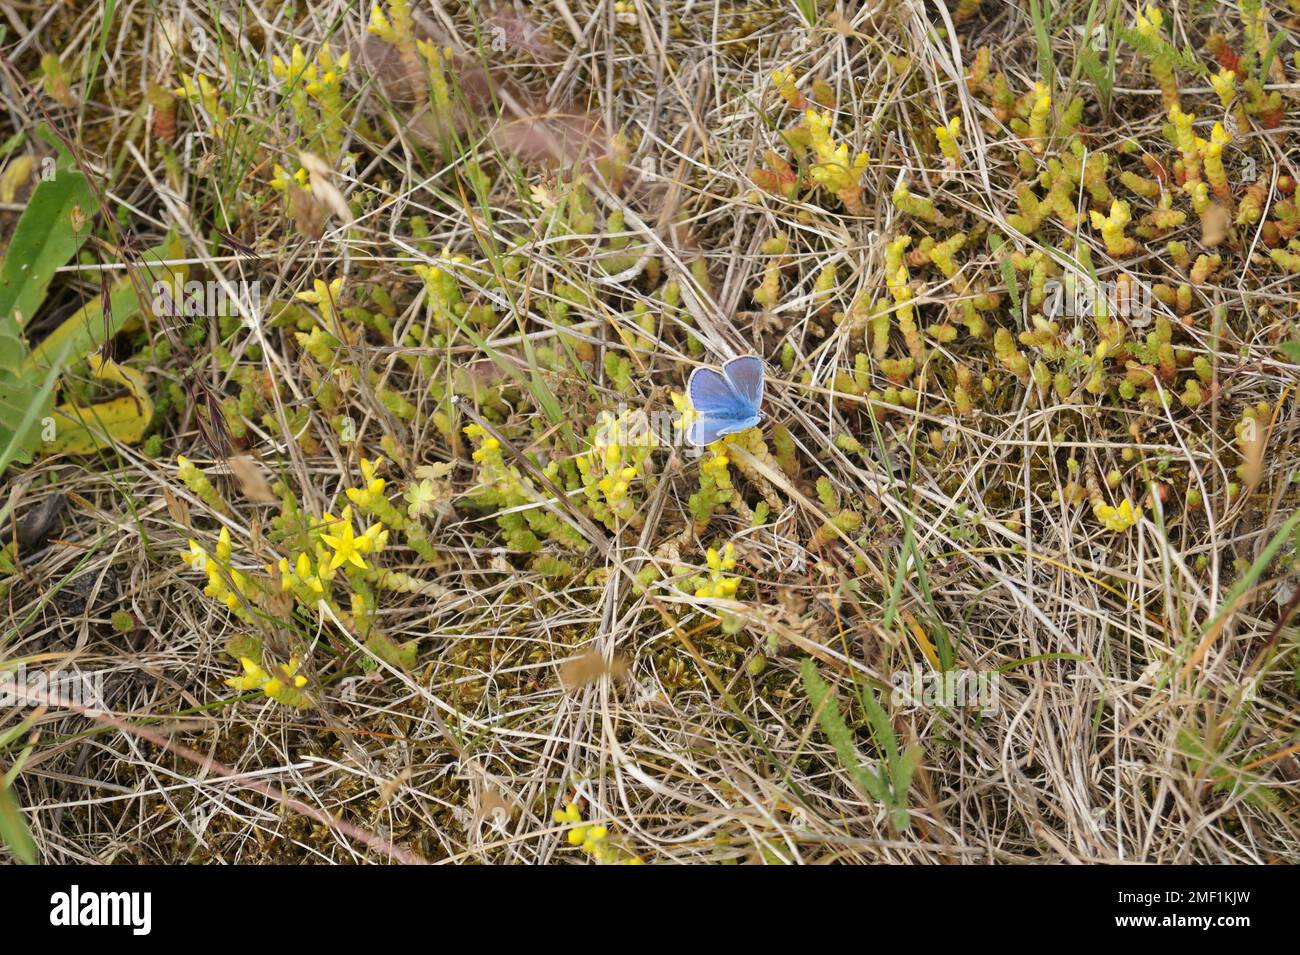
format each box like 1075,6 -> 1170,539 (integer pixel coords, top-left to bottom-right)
686,355 -> 765,446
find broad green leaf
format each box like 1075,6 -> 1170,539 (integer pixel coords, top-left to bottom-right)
24,238 -> 186,373
0,328 -> 24,376
0,167 -> 93,332
0,344 -> 66,476
0,155 -> 34,204
44,354 -> 153,456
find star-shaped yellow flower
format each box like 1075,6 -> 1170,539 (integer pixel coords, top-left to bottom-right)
321,513 -> 368,571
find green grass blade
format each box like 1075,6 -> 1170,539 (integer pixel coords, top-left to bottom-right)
0,773 -> 35,864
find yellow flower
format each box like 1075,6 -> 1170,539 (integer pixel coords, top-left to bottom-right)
227,655 -> 309,703
552,801 -> 639,863
581,825 -> 610,857
297,551 -> 325,592
264,657 -> 309,697
701,451 -> 730,476
226,656 -> 269,692
270,164 -> 309,193
553,802 -> 583,826
804,109 -> 870,195
271,44 -> 309,82
276,556 -> 293,591
321,509 -> 369,571
296,277 -> 343,306
180,540 -> 208,570
215,526 -> 233,562
695,541 -> 740,598
357,522 -> 388,555
367,3 -> 394,40
1094,498 -> 1142,532
1135,3 -> 1163,33
359,456 -> 385,486
719,542 -> 737,570
771,69 -> 804,108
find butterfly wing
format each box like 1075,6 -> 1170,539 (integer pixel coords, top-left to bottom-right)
687,411 -> 762,446
686,366 -> 759,446
722,356 -> 764,411
687,366 -> 737,414
686,360 -> 764,447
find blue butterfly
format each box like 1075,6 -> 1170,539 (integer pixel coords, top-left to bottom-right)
686,355 -> 765,446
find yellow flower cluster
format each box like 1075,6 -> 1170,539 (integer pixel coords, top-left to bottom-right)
178,455 -> 432,703
687,440 -> 739,527
276,550 -> 326,596
553,802 -> 643,864
271,43 -> 351,156
367,0 -> 416,53
272,44 -> 350,99
343,454 -> 392,519
1094,498 -> 1142,532
702,448 -> 730,482
181,528 -> 255,618
469,430 -> 509,486
174,73 -> 227,135
345,456 -> 387,511
577,411 -> 655,530
268,503 -> 386,598
320,505 -> 388,573
343,457 -> 438,561
694,541 -> 740,599
226,655 -> 311,708
670,388 -> 697,439
270,164 -> 309,193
